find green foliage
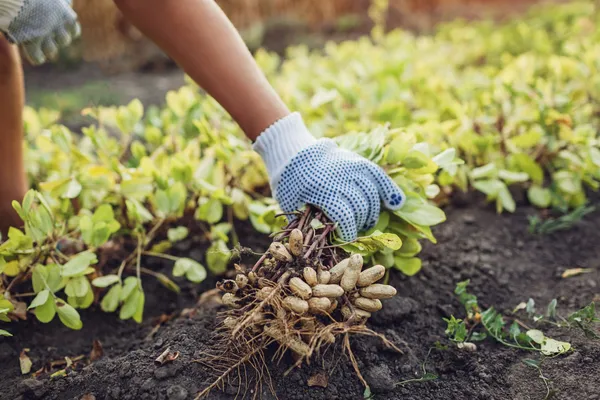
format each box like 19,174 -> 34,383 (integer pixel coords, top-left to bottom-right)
528,204 -> 596,234
568,302 -> 600,339
265,1 -> 600,212
445,281 -> 571,356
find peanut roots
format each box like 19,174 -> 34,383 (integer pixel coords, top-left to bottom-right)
197,207 -> 399,398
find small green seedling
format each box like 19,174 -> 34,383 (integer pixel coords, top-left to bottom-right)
528,204 -> 596,235
444,281 -> 571,355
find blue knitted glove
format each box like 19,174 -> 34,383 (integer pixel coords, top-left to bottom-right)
0,0 -> 80,65
253,113 -> 405,241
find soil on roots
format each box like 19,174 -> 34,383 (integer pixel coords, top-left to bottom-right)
1,200 -> 599,400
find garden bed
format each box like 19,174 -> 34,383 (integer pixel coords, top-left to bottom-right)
2,199 -> 598,400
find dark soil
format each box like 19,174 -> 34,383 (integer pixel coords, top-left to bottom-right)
2,199 -> 599,400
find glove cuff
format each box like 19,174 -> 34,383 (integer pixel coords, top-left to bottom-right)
0,0 -> 24,33
253,112 -> 316,192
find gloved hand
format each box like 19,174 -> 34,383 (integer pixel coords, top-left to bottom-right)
0,0 -> 80,65
254,113 -> 405,241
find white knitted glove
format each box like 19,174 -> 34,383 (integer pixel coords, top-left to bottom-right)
253,113 -> 405,241
0,0 -> 80,65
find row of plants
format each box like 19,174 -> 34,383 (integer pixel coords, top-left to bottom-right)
1,1 -> 599,334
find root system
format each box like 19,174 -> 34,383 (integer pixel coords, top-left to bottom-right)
196,207 -> 401,399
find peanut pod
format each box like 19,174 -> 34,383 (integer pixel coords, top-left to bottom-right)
222,293 -> 241,309
289,277 -> 312,300
329,258 -> 349,284
223,316 -> 237,329
303,267 -> 318,287
256,286 -> 274,300
357,265 -> 385,287
269,242 -> 293,262
248,271 -> 258,284
341,305 -> 371,321
308,297 -> 332,314
283,296 -> 309,314
235,274 -> 249,289
340,254 -> 363,291
264,325 -> 309,357
353,297 -> 382,312
217,279 -> 239,294
289,229 -> 304,256
318,269 -> 331,284
312,284 -> 344,298
359,284 -> 397,299
327,299 -> 339,314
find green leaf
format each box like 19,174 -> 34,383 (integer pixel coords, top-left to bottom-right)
65,276 -> 89,298
393,256 -> 422,276
167,226 -> 189,243
403,150 -> 430,169
497,184 -> 516,213
471,163 -> 497,179
526,329 -> 545,345
370,231 -> 403,250
522,359 -> 540,368
432,148 -> 456,168
206,240 -> 230,275
396,237 -> 422,257
62,179 -> 82,199
394,197 -> 446,227
173,257 -> 207,283
195,197 -> 223,224
68,287 -> 94,309
120,288 -> 142,320
101,284 -> 121,313
509,321 -> 521,339
120,277 -> 139,301
310,218 -> 325,230
56,300 -> 82,330
92,275 -> 120,288
509,130 -> 543,148
35,294 -> 56,323
28,289 -> 50,309
185,261 -> 207,283
473,179 -> 502,196
32,265 -> 47,293
528,186 -> 551,208
211,223 -> 231,242
386,136 -> 412,164
498,169 -> 529,184
61,252 -> 98,277
547,299 -> 557,319
126,199 -> 153,223
133,290 -> 145,323
541,338 -> 571,356
511,153 -> 543,185
0,329 -> 12,337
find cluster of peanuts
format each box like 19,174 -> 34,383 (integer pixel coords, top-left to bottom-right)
218,228 -> 397,326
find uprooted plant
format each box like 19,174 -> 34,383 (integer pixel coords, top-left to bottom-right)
196,206 -> 402,398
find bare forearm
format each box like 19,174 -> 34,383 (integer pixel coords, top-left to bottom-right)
114,0 -> 289,140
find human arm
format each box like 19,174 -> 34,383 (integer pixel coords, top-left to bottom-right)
113,0 -> 289,140
115,0 -> 405,241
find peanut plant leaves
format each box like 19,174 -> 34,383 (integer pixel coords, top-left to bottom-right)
28,289 -> 50,310
61,252 -> 97,278
92,275 -> 120,288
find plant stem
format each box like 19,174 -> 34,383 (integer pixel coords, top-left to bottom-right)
251,252 -> 268,272
136,235 -> 143,288
304,225 -> 334,259
142,251 -> 180,262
